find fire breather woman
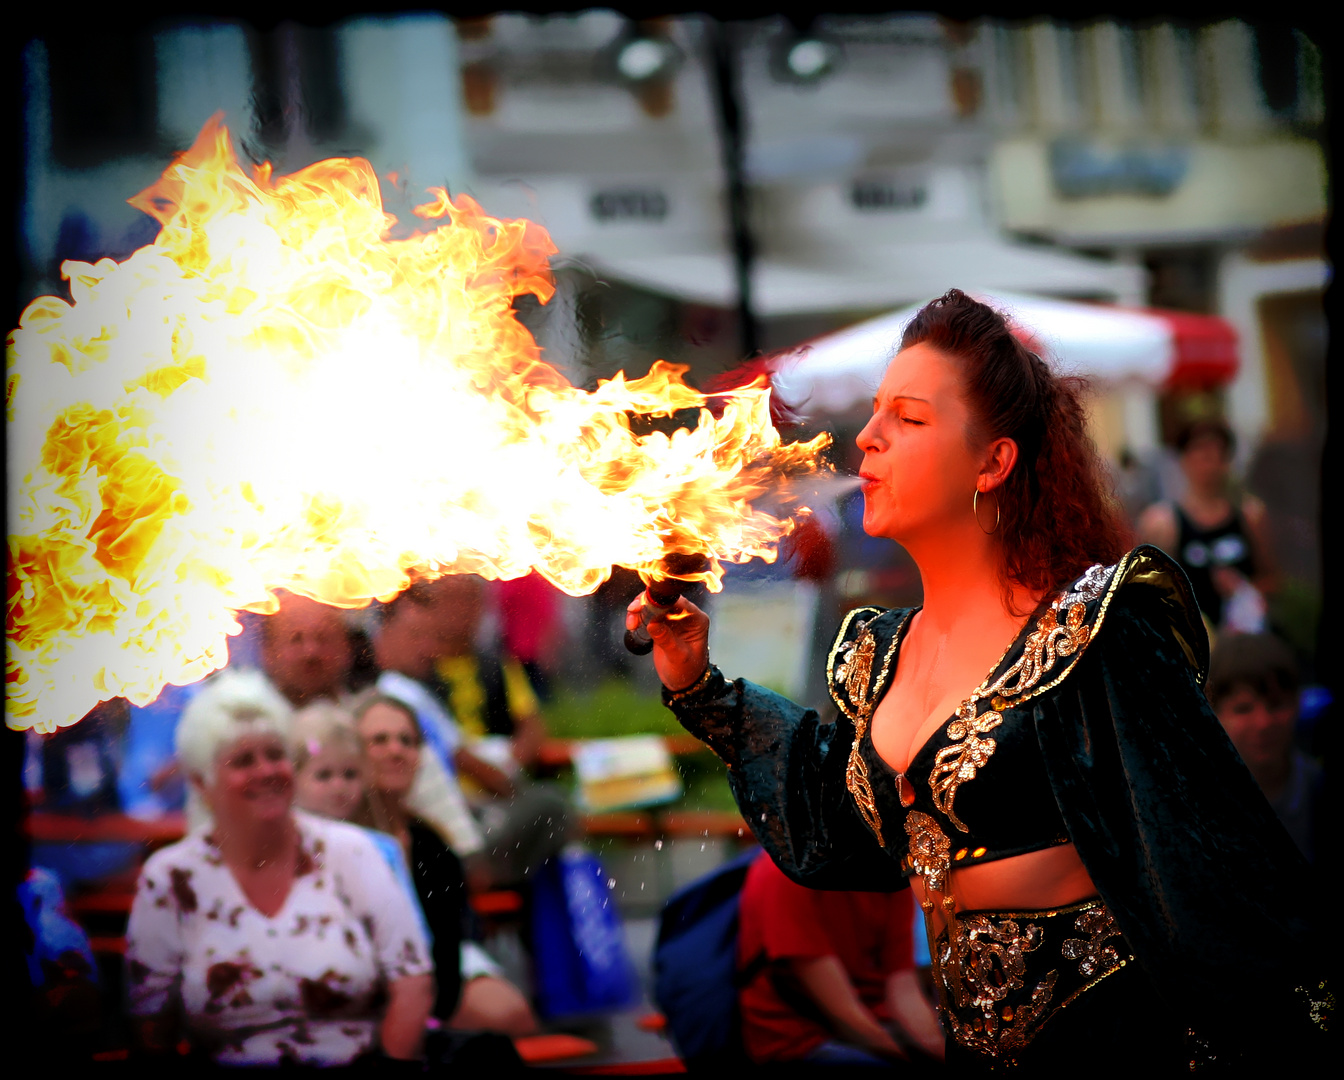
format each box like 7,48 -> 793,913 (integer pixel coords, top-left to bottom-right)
629,291 -> 1327,1070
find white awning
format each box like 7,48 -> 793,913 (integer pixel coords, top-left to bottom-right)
586,236 -> 1143,316
770,291 -> 1183,416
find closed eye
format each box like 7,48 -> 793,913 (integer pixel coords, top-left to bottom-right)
901,416 -> 926,425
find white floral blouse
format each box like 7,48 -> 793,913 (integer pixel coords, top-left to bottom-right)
126,810 -> 432,1066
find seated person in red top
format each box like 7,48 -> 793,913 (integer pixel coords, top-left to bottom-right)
738,851 -> 943,1066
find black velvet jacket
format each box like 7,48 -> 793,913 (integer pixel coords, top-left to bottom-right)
665,546 -> 1327,1051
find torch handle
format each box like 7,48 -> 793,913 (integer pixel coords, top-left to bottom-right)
623,582 -> 683,655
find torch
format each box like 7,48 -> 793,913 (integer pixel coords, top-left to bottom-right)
624,552 -> 710,655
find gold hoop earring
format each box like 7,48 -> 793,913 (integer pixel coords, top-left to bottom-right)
973,489 -> 1000,535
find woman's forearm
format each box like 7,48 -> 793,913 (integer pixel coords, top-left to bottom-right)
380,974 -> 434,1060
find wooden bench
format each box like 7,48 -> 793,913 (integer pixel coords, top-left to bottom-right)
582,808 -> 753,844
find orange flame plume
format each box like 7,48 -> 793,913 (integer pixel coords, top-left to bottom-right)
7,118 -> 829,731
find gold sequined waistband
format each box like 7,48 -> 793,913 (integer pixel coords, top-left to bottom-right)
931,899 -> 1134,1065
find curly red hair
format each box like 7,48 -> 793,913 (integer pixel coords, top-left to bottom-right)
900,290 -> 1131,599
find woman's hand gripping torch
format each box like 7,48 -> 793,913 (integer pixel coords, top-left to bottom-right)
622,553 -> 714,691
624,578 -> 689,656
623,553 -> 710,656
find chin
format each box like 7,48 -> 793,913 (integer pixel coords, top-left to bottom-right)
861,513 -> 900,541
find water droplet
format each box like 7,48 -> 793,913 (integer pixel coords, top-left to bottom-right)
654,839 -> 663,850
607,877 -> 616,889
700,843 -> 706,851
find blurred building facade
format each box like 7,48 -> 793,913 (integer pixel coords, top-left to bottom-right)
19,12 -> 1328,613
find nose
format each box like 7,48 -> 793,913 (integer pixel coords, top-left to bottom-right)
257,755 -> 291,780
856,414 -> 883,455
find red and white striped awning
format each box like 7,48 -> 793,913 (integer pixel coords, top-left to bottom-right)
771,291 -> 1238,417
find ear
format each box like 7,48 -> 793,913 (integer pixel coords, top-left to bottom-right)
977,437 -> 1019,493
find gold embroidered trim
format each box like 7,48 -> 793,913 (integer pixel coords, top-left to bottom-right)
1294,980 -> 1334,1033
1060,905 -> 1124,979
929,704 -> 1004,832
826,607 -> 884,720
837,613 -> 907,845
845,720 -> 882,845
927,561 -> 1117,832
904,811 -> 951,893
1003,550 -> 1130,708
939,899 -> 1133,1064
985,603 -> 1093,701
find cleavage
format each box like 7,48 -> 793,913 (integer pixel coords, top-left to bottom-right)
870,689 -> 954,776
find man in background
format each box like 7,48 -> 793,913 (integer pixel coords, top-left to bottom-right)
1207,630 -> 1321,862
259,592 -> 354,708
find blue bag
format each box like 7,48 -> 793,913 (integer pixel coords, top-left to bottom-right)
652,849 -> 763,1069
530,845 -> 640,1018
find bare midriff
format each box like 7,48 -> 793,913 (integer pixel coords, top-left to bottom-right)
911,843 -> 1098,939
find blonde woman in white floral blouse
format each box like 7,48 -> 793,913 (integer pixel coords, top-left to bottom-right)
125,670 -> 434,1066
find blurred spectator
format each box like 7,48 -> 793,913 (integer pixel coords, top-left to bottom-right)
494,570 -> 564,702
29,699 -> 142,888
421,576 -> 572,887
117,685 -> 193,820
125,670 -> 434,1065
429,576 -> 547,772
115,591 -> 355,826
256,590 -> 484,863
1207,632 -> 1322,862
1137,418 -> 1278,633
737,851 -> 943,1066
370,586 -> 486,863
260,593 -> 354,708
35,699 -> 126,815
374,581 -> 568,886
353,693 -> 538,1037
20,866 -> 102,1060
290,701 -> 375,826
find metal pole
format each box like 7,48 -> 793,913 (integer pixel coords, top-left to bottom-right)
706,18 -> 759,361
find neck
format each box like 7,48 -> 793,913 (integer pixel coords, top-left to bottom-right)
214,814 -> 296,869
281,686 -> 320,709
1183,484 -> 1230,513
903,523 -> 1035,630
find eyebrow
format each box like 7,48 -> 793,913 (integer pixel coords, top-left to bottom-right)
873,393 -> 931,409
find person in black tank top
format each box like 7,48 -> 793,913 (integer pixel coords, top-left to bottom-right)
1173,502 -> 1256,626
1138,417 -> 1276,630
